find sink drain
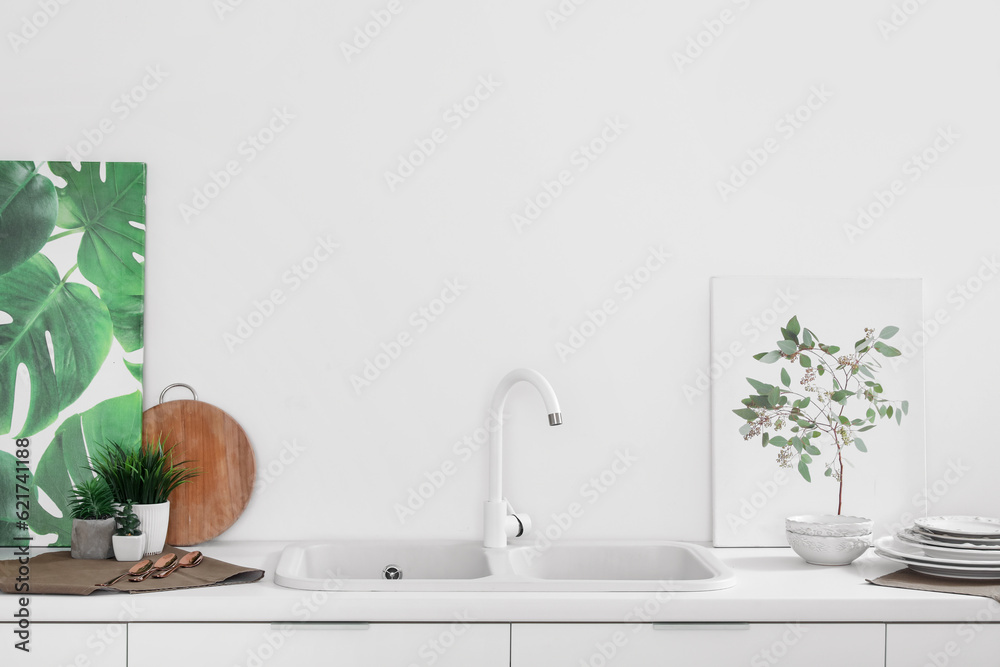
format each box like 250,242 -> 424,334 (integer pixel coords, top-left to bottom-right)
383,564 -> 402,580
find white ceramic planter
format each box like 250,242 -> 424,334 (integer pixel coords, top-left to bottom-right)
133,501 -> 170,555
785,514 -> 873,565
112,534 -> 146,561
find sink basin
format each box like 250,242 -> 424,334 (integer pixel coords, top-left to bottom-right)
274,540 -> 735,592
506,542 -> 734,591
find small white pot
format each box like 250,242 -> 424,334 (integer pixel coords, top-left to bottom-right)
786,514 -> 873,537
112,534 -> 146,562
133,501 -> 170,555
786,531 -> 871,566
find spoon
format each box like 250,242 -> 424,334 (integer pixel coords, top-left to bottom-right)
153,550 -> 204,579
97,559 -> 153,587
129,553 -> 178,582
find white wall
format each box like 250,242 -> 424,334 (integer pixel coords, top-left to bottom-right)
5,0 -> 999,543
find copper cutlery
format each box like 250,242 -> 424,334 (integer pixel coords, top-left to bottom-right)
153,550 -> 204,579
97,559 -> 153,587
128,553 -> 178,582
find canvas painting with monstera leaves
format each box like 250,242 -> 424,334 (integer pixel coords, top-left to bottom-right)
0,161 -> 145,547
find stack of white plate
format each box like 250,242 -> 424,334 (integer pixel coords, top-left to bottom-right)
874,516 -> 1000,580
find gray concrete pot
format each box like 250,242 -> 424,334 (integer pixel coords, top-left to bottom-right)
70,518 -> 116,559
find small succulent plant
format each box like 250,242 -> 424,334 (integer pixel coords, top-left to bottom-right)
67,477 -> 116,521
114,502 -> 143,537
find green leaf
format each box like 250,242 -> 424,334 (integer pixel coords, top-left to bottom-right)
800,453 -> 813,464
799,396 -> 811,409
762,432 -> 769,447
780,368 -> 791,388
734,408 -> 759,421
824,467 -> 832,477
858,365 -> 875,379
746,378 -> 775,395
858,424 -> 876,432
804,443 -> 821,456
886,405 -> 894,419
901,400 -> 909,415
802,328 -> 814,347
817,365 -> 825,376
873,384 -> 883,394
854,338 -> 868,352
49,162 -> 146,295
754,351 -> 782,364
878,405 -> 887,417
0,254 -> 113,437
838,415 -> 851,425
768,387 -> 780,406
798,460 -> 812,482
791,436 -> 802,453
769,436 -> 788,446
99,289 -> 144,353
0,161 -> 58,276
29,391 -> 142,545
874,341 -> 902,358
867,408 -> 876,422
739,423 -> 752,436
879,326 -> 899,339
896,409 -> 903,425
786,316 -> 801,336
831,390 -> 853,403
799,354 -> 811,368
854,436 -> 868,453
851,419 -> 865,426
776,340 -> 797,355
125,359 -> 143,383
826,346 -> 841,355
780,327 -> 798,343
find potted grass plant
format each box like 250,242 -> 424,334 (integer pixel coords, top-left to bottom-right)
90,438 -> 200,555
111,502 -> 145,561
68,477 -> 117,559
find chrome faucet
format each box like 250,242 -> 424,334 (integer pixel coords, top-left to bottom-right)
484,368 -> 563,548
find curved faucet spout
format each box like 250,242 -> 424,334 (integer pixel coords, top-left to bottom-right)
484,368 -> 562,548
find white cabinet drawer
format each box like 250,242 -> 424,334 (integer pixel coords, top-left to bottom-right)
887,623 -> 1000,667
129,622 -> 510,667
0,622 -> 126,667
512,622 -> 885,667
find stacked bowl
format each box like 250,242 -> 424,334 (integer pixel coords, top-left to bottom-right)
785,515 -> 873,565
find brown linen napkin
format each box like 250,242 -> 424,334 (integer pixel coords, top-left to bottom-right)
0,547 -> 264,595
868,567 -> 1000,603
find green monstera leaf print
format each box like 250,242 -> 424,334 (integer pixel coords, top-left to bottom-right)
0,254 -> 113,437
0,161 -> 58,276
49,161 -> 146,295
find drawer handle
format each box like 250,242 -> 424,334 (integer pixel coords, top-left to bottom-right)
653,623 -> 750,631
270,623 -> 370,631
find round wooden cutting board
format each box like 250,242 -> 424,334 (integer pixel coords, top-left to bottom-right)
142,385 -> 255,546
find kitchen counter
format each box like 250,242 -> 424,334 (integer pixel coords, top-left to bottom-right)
7,541 -> 996,624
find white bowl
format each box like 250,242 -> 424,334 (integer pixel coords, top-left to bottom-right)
786,531 -> 872,566
785,515 -> 873,537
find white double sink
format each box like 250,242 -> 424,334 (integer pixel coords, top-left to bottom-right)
274,540 -> 735,592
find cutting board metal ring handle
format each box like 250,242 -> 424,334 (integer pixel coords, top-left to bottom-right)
159,383 -> 198,404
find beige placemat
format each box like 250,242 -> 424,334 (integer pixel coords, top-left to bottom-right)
0,547 -> 264,595
868,567 -> 1000,603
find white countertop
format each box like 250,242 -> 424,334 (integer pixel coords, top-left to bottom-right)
11,541 -> 996,624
